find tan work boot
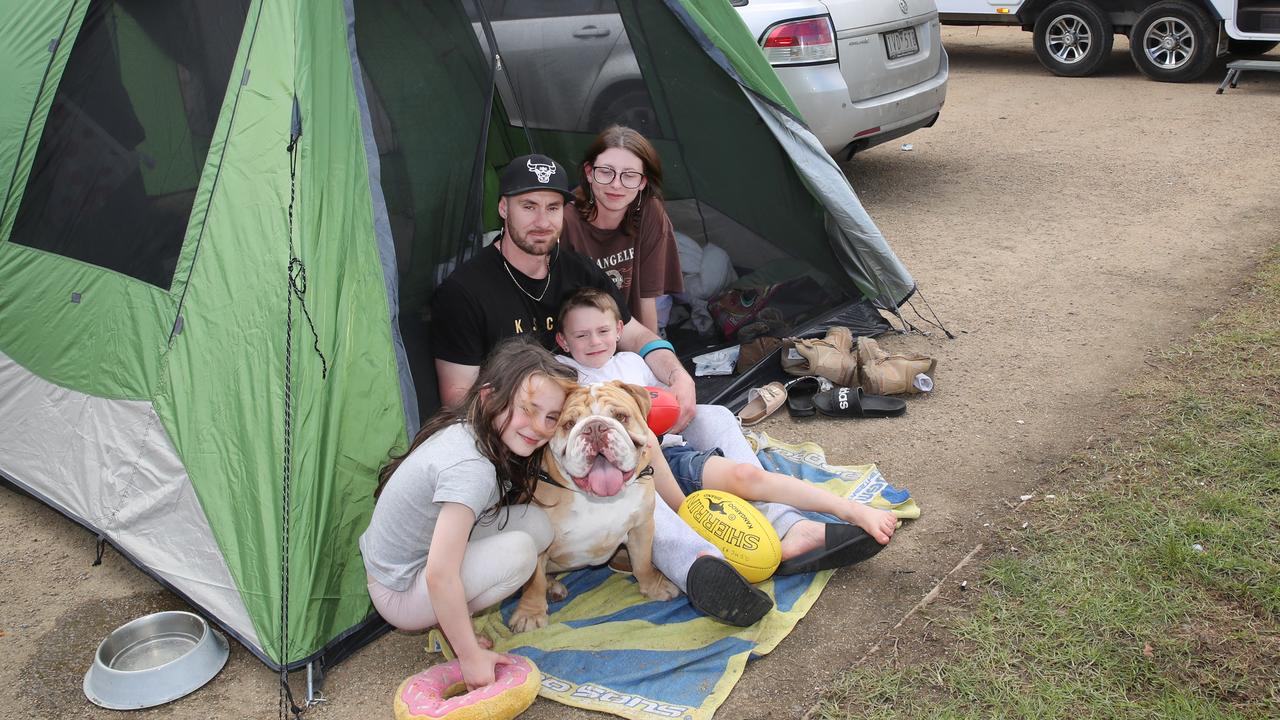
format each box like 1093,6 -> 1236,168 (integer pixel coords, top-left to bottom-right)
780,337 -> 812,376
855,336 -> 888,367
782,327 -> 859,385
794,335 -> 859,387
856,337 -> 936,395
824,326 -> 854,354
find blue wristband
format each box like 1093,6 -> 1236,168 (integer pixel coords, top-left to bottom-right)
638,339 -> 676,358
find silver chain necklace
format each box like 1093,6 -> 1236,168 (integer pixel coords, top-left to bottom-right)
498,241 -> 554,303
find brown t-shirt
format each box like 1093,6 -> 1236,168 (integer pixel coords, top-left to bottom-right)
561,196 -> 684,315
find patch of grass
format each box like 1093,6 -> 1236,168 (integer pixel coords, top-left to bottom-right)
815,248 -> 1280,720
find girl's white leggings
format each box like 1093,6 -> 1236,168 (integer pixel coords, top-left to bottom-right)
365,503 -> 552,631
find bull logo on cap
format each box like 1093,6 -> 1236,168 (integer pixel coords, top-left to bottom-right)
527,159 -> 557,184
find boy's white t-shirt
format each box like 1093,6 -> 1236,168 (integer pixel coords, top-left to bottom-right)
557,352 -> 691,447
556,351 -> 662,388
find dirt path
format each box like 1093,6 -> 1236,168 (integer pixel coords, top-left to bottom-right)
2,26 -> 1278,720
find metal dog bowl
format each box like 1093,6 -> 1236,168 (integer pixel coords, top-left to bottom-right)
83,610 -> 229,710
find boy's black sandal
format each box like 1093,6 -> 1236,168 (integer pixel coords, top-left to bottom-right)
686,555 -> 773,627
775,522 -> 886,576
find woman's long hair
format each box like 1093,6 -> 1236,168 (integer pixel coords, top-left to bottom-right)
374,338 -> 578,521
575,125 -> 664,235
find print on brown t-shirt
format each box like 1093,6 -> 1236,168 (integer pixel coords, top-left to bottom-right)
594,245 -> 636,294
561,197 -> 684,315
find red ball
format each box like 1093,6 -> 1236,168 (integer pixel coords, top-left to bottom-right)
644,386 -> 681,436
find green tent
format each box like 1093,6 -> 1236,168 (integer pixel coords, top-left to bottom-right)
0,0 -> 913,675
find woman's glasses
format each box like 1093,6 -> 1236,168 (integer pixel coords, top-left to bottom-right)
589,165 -> 645,189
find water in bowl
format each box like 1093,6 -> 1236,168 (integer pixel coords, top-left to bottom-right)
109,631 -> 200,671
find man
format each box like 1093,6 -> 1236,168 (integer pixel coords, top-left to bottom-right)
430,153 -> 696,431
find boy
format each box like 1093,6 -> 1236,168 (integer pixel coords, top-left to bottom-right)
555,288 -> 896,573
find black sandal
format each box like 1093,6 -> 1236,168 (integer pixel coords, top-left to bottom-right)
775,523 -> 886,575
785,376 -> 824,418
686,556 -> 773,627
812,386 -> 906,418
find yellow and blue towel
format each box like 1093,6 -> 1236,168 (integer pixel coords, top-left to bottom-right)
442,431 -> 918,719
749,431 -> 921,521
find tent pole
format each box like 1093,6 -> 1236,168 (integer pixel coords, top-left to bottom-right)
456,0 -> 531,265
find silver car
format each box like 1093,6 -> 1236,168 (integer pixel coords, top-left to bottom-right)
733,0 -> 949,158
475,0 -> 655,135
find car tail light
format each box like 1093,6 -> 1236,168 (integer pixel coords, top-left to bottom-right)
761,16 -> 837,65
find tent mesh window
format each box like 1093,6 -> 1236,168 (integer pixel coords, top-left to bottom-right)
482,0 -> 660,138
9,0 -> 250,289
354,0 -> 497,415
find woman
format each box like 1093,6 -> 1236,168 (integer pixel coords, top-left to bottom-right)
359,339 -> 577,690
561,125 -> 683,333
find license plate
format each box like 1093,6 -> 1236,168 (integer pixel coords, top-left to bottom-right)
882,27 -> 919,60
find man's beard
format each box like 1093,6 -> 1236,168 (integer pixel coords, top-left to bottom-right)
507,227 -> 557,256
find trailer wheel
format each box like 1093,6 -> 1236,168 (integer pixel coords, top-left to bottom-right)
1033,0 -> 1114,77
1129,1 -> 1217,82
1227,39 -> 1278,56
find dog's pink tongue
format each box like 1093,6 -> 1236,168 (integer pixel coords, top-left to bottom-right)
585,453 -> 625,497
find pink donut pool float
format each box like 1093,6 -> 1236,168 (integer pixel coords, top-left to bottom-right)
393,655 -> 540,720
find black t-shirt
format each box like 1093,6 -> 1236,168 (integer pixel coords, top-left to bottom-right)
430,243 -> 632,366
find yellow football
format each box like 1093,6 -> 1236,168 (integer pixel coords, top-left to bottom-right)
677,489 -> 781,583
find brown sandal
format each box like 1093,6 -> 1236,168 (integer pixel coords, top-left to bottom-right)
737,381 -> 787,426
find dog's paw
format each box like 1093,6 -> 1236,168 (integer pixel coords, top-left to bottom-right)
638,573 -> 680,601
547,579 -> 568,603
508,609 -> 549,634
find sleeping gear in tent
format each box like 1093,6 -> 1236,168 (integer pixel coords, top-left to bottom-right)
0,0 -> 914,687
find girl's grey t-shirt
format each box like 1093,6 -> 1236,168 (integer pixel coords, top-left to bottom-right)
359,423 -> 506,592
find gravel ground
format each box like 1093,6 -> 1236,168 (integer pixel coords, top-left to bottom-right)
2,25 -> 1278,720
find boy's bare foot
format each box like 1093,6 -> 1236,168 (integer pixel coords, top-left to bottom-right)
778,519 -> 826,560
780,509 -> 896,560
841,502 -> 896,545
775,519 -> 890,576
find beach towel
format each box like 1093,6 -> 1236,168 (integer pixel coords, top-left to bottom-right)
429,431 -> 919,720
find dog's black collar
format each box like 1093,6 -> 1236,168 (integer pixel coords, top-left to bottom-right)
535,468 -> 568,490
535,463 -> 653,493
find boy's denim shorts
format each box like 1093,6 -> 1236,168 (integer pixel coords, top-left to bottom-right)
661,444 -> 723,496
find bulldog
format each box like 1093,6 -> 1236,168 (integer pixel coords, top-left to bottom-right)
508,381 -> 679,632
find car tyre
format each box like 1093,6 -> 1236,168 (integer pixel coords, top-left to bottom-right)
1227,39 -> 1278,56
1129,1 -> 1217,82
590,84 -> 658,137
1033,0 -> 1114,77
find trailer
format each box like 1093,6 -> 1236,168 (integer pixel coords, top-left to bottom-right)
937,0 -> 1280,81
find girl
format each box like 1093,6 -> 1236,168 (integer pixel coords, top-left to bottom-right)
360,339 -> 577,690
562,125 -> 683,333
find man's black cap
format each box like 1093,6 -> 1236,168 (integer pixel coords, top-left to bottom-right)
500,154 -> 574,200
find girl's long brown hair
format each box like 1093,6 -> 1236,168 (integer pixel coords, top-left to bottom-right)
574,125 -> 664,235
375,338 -> 578,522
